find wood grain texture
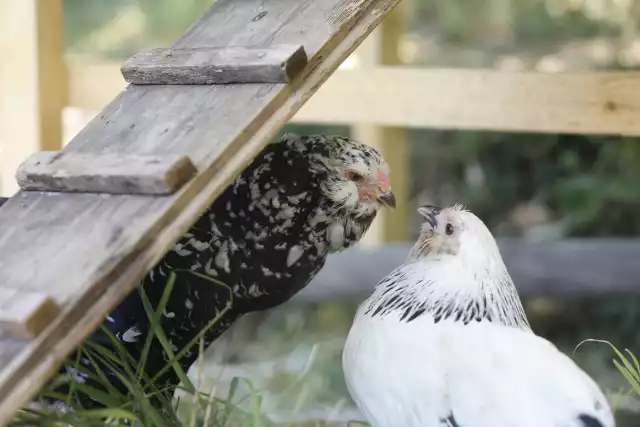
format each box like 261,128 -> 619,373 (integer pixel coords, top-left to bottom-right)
295,239 -> 640,303
0,289 -> 61,340
294,68 -> 640,135
0,336 -> 27,383
16,151 -> 197,195
121,45 -> 308,85
0,0 -> 403,423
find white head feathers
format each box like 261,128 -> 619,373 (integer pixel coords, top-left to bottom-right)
364,204 -> 531,330
408,204 -> 504,267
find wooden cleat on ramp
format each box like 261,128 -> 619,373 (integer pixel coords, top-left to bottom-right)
15,151 -> 198,196
0,288 -> 61,340
121,44 -> 308,85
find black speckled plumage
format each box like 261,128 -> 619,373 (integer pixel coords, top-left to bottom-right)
40,133 -> 387,409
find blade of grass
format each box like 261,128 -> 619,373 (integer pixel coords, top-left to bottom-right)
241,378 -> 263,427
139,272 -> 195,393
149,270 -> 234,385
576,339 -> 640,381
64,347 -> 84,407
202,383 -> 218,427
575,338 -> 640,396
137,275 -> 176,383
225,377 -> 240,420
613,360 -> 640,394
59,408 -> 141,422
626,349 -> 640,381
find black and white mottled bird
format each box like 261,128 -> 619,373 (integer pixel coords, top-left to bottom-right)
342,204 -> 614,427
42,133 -> 395,407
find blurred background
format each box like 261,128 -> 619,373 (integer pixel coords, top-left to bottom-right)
2,0 -> 640,425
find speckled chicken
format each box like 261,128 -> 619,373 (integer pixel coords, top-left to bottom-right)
35,133 -> 395,408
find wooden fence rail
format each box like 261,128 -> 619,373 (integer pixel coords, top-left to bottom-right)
66,64 -> 640,136
296,239 -> 640,302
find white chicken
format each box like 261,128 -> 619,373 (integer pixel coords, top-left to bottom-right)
342,204 -> 615,427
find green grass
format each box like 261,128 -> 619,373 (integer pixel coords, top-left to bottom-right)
575,339 -> 640,414
9,271 -> 274,427
9,270 -> 631,427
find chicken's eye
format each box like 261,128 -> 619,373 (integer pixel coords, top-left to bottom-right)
347,171 -> 365,183
445,223 -> 455,236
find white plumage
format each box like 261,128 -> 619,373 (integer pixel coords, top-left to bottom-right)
342,204 -> 615,427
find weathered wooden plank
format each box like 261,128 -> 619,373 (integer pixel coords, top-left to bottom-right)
0,198 -> 41,403
0,0 -> 402,423
0,288 -> 61,340
16,151 -> 197,195
294,68 -> 640,135
295,239 -> 640,302
0,336 -> 27,381
121,45 -> 309,85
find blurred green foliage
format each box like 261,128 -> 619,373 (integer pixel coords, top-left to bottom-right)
409,132 -> 640,238
63,0 -> 212,59
412,0 -> 618,47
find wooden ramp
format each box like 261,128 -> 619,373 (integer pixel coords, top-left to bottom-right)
0,0 -> 401,423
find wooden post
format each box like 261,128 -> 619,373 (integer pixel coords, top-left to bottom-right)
351,2 -> 409,245
0,0 -> 67,197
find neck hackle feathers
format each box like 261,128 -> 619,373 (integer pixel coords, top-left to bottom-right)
366,204 -> 530,330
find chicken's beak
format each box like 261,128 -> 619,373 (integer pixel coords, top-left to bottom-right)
417,204 -> 441,229
377,191 -> 396,209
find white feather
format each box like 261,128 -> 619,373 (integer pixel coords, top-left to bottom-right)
342,207 -> 615,427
